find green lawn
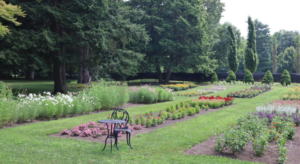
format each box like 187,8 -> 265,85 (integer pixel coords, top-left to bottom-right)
0,85 -> 288,164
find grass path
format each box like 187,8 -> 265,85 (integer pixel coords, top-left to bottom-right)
0,86 -> 287,164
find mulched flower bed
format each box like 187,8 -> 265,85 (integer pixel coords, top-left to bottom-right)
184,125 -> 300,164
50,104 -> 236,143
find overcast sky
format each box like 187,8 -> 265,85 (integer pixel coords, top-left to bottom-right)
220,0 -> 300,37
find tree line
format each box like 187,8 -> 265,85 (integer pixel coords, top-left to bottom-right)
0,0 -> 299,93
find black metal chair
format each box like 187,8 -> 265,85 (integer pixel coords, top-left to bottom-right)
111,108 -> 133,149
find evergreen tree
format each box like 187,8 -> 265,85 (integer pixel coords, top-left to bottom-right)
226,70 -> 236,82
0,0 -> 25,36
277,47 -> 296,73
243,69 -> 254,84
280,69 -> 291,86
128,0 -> 223,83
294,35 -> 300,73
271,36 -> 278,73
211,72 -> 218,83
254,19 -> 272,73
244,17 -> 259,73
261,70 -> 274,84
227,25 -> 238,72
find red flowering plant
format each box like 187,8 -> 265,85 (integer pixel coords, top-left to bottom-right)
198,95 -> 234,106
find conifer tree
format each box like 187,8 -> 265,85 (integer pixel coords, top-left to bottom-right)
211,72 -> 218,83
271,36 -> 278,73
280,69 -> 291,86
262,70 -> 274,84
243,69 -> 254,84
228,25 -> 238,72
244,17 -> 259,73
226,70 -> 236,82
294,35 -> 300,73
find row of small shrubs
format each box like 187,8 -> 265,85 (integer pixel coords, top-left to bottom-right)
160,83 -> 197,91
211,69 -> 291,86
128,85 -> 173,104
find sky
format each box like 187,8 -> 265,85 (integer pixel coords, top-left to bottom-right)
220,0 -> 300,37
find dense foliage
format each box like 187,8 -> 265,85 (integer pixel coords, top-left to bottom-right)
211,72 -> 219,83
225,70 -> 236,82
128,85 -> 173,104
227,26 -> 238,72
280,70 -> 291,86
244,17 -> 259,73
243,69 -> 254,84
261,70 -> 274,84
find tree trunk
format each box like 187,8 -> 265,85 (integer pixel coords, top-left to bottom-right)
77,46 -> 91,84
28,69 -> 35,81
164,70 -> 172,83
53,51 -> 67,94
156,66 -> 163,83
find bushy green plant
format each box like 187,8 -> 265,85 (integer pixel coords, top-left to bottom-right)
180,101 -> 183,108
146,118 -> 151,128
175,103 -> 179,109
211,72 -> 218,83
151,116 -> 157,126
252,130 -> 269,157
280,69 -> 291,86
182,111 -> 186,118
226,70 -> 236,83
172,113 -> 178,120
243,69 -> 254,84
0,100 -> 16,128
129,116 -> 133,126
214,127 -> 251,154
177,112 -> 182,119
261,70 -> 274,84
166,112 -> 171,119
150,110 -> 154,115
135,117 -> 141,125
166,106 -> 170,112
87,80 -> 128,109
195,105 -> 200,113
140,116 -> 145,126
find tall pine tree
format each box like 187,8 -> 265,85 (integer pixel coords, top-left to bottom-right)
271,36 -> 278,73
244,17 -> 259,73
227,25 -> 238,72
294,35 -> 300,73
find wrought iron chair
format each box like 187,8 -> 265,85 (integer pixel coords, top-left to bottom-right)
111,108 -> 133,149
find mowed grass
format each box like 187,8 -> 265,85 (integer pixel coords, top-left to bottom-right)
0,85 -> 288,164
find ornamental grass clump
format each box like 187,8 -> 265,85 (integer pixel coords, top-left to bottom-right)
129,84 -> 173,104
87,80 -> 128,109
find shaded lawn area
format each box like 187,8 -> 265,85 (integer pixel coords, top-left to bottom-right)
1,80 -> 83,94
0,86 -> 287,163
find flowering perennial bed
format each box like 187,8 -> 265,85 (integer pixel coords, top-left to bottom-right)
227,85 -> 271,98
0,81 -> 129,128
283,87 -> 300,100
177,91 -> 213,97
256,100 -> 300,116
160,83 -> 196,91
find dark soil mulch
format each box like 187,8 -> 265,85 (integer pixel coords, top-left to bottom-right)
184,126 -> 300,164
50,104 -> 236,143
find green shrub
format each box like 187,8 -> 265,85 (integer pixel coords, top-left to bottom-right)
280,69 -> 291,86
129,116 -> 133,126
172,113 -> 178,120
261,70 -> 274,84
135,117 -> 141,125
166,112 -> 171,119
146,118 -> 151,128
243,69 -> 254,84
211,72 -> 219,83
140,116 -> 145,126
175,103 -> 179,109
0,100 -> 16,128
195,105 -> 201,113
226,70 -> 236,83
